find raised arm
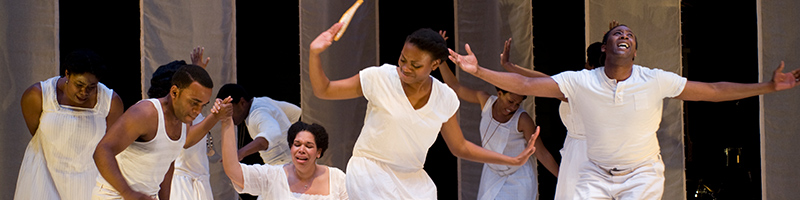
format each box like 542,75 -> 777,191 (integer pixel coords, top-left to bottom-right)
449,44 -> 564,99
517,113 -> 558,177
500,38 -> 549,78
184,97 -> 232,148
439,61 -> 491,107
440,114 -> 538,166
676,61 -> 800,102
191,46 -> 210,69
94,101 -> 159,200
309,23 -> 364,100
218,99 -> 244,189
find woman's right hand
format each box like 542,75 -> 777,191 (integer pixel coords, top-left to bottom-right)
310,23 -> 343,55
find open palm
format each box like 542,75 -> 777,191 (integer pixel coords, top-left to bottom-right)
772,61 -> 800,91
448,43 -> 480,74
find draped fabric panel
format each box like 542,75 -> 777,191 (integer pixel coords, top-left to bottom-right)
140,1 -> 237,199
0,0 -> 59,197
760,0 -> 800,198
299,0 -> 378,169
587,1 -> 685,199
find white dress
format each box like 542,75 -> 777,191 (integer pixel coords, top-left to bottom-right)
245,97 -> 302,165
346,64 -> 460,199
554,101 -> 588,200
14,76 -> 113,200
476,96 -> 536,200
93,99 -> 188,198
170,114 -> 213,200
235,164 -> 348,200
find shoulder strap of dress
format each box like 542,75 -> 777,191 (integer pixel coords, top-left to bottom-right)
94,82 -> 113,115
39,77 -> 59,111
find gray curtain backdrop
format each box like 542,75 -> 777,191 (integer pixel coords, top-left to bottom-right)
760,0 -> 800,199
0,0 -> 59,197
299,0 -> 378,170
587,1 -> 685,199
140,0 -> 238,199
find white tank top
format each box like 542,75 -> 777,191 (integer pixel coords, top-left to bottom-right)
100,98 -> 187,195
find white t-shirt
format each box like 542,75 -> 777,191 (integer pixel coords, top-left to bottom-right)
245,97 -> 301,165
346,64 -> 459,199
551,65 -> 687,165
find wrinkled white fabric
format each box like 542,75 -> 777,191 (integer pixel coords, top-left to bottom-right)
555,102 -> 589,200
14,76 -> 112,200
171,114 -> 213,200
235,164 -> 348,200
246,97 -> 301,165
346,64 -> 459,199
476,95 -> 536,200
94,99 -> 187,197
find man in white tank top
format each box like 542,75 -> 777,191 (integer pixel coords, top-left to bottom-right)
93,65 -> 223,200
215,83 -> 301,166
449,24 -> 800,199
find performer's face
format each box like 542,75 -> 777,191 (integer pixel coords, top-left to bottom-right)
291,130 -> 320,165
63,71 -> 99,105
397,42 -> 440,86
603,25 -> 637,60
495,91 -> 524,116
171,82 -> 211,123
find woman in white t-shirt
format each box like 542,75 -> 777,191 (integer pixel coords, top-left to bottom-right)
307,23 -> 539,199
221,117 -> 348,200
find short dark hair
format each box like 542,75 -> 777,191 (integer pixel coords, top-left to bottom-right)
494,87 -> 527,100
216,83 -> 253,103
148,60 -> 187,98
62,49 -> 107,80
405,28 -> 448,63
286,121 -> 330,158
602,24 -> 638,50
586,42 -> 605,68
172,64 -> 213,90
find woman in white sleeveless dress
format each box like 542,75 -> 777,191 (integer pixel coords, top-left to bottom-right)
15,50 -> 124,200
439,48 -> 559,199
220,118 -> 348,200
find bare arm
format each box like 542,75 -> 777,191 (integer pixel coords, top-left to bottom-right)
439,61 -> 491,107
20,83 -> 43,136
517,112 -> 558,177
309,23 -> 364,100
237,137 -> 269,161
500,38 -> 549,78
449,44 -> 564,99
220,116 -> 244,189
94,101 -> 158,200
158,161 -> 175,200
441,114 -> 538,166
676,61 -> 800,102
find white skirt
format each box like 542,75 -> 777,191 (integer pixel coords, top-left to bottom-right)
345,156 -> 436,200
555,135 -> 588,200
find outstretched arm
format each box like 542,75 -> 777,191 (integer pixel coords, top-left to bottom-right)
309,23 -> 364,100
499,38 -> 549,78
676,61 -> 800,102
449,44 -> 564,99
441,114 -> 538,166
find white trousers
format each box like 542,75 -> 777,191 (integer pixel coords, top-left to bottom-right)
575,154 -> 665,200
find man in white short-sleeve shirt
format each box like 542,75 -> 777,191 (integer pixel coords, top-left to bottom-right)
216,84 -> 301,165
448,24 -> 800,199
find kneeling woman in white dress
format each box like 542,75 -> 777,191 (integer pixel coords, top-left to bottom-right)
219,108 -> 348,200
